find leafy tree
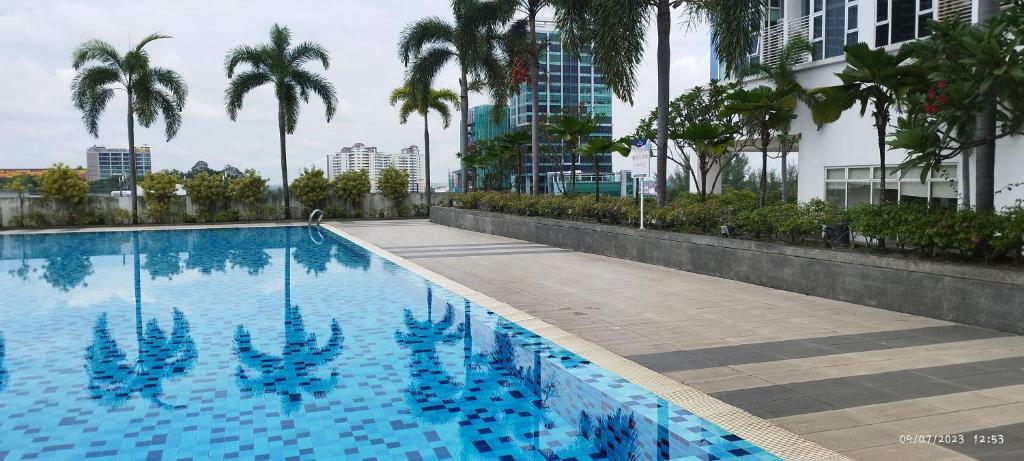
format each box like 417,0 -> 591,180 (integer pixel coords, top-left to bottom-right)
184,171 -> 227,219
666,168 -> 690,201
806,43 -> 924,204
40,163 -> 89,220
379,167 -> 410,207
577,137 -> 630,201
496,129 -> 531,194
890,3 -> 1024,210
724,86 -> 797,207
4,176 -> 31,226
389,83 -> 458,203
227,169 -> 269,219
399,0 -> 509,192
225,24 -> 338,219
555,0 -> 764,206
546,111 -> 596,194
333,170 -> 371,212
290,168 -> 331,213
722,153 -> 751,192
70,33 -> 188,224
139,171 -> 179,223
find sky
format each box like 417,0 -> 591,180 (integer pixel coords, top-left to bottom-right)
0,0 -> 713,185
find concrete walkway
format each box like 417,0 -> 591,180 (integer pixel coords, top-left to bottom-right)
334,219 -> 1024,461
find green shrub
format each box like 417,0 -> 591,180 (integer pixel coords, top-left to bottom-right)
378,167 -> 409,207
228,169 -> 269,219
140,171 -> 180,224
290,168 -> 331,214
40,163 -> 89,223
334,170 -> 371,211
184,171 -> 228,221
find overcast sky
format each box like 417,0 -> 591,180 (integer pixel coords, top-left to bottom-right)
0,0 -> 712,185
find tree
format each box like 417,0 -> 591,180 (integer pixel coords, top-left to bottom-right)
546,111 -> 596,194
723,85 -> 797,207
389,83 -> 458,204
665,168 -> 690,201
139,171 -> 180,223
577,137 -> 630,201
290,168 -> 331,214
225,24 -> 338,219
40,163 -> 89,221
806,43 -> 924,204
183,171 -> 227,220
333,170 -> 372,212
890,4 -> 1024,210
379,167 -> 410,208
496,129 -> 532,194
555,0 -> 764,206
678,123 -> 740,202
399,0 -> 509,192
228,169 -> 269,219
71,33 -> 188,224
4,176 -> 30,226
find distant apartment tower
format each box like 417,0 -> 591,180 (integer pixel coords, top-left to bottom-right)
327,143 -> 423,193
85,145 -> 152,181
393,145 -> 425,193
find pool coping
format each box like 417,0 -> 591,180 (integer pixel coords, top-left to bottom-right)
2,221 -> 849,460
322,222 -> 851,461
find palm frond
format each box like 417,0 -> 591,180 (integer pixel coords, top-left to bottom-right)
291,68 -> 338,122
289,41 -> 331,69
589,0 -> 652,104
70,66 -> 121,137
281,83 -> 301,133
72,39 -> 123,70
269,24 -> 293,53
398,17 -> 456,65
224,45 -> 267,78
407,46 -> 456,89
133,33 -> 171,53
690,0 -> 765,76
225,70 -> 273,120
149,67 -> 188,112
429,98 -> 454,128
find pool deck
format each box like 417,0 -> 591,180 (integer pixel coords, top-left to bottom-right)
331,219 -> 1024,461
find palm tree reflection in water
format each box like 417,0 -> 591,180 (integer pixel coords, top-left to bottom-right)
0,334 -> 8,392
233,227 -> 345,414
84,233 -> 198,410
394,287 -> 464,424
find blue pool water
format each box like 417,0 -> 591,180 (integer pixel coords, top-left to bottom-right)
0,226 -> 780,460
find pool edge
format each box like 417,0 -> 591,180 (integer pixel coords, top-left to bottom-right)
321,222 -> 851,461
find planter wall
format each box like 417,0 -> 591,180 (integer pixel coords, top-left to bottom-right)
431,207 -> 1024,335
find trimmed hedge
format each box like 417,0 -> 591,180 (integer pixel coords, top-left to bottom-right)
440,191 -> 1024,264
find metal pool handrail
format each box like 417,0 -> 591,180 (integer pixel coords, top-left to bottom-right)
308,209 -> 324,227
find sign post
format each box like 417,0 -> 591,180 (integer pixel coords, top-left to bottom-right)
628,141 -> 650,230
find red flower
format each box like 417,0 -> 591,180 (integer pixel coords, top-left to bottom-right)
925,104 -> 939,114
936,80 -> 947,89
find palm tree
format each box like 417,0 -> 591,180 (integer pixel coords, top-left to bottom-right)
577,137 -> 630,202
224,24 -> 338,219
496,0 -> 549,195
389,83 -> 459,204
546,112 -> 596,194
70,34 -> 188,224
555,0 -> 764,206
497,129 -> 532,194
806,43 -> 923,204
399,0 -> 509,192
723,86 -> 797,207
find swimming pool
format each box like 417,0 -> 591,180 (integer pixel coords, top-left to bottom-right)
0,226 -> 779,460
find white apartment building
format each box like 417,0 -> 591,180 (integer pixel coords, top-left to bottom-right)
713,0 -> 1023,209
326,143 -> 424,193
85,145 -> 152,182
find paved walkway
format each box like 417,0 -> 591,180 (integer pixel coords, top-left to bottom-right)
334,219 -> 1024,461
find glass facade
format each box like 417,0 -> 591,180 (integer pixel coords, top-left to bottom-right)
508,23 -> 613,193
824,164 -> 958,208
87,147 -> 152,182
875,0 -> 934,47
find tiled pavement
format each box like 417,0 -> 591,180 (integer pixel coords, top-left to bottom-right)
333,219 -> 1024,461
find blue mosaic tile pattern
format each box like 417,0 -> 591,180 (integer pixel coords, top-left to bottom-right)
0,226 -> 781,460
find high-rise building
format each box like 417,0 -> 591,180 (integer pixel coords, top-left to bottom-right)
506,21 -> 614,193
393,146 -> 425,193
327,143 -> 424,193
85,145 -> 152,182
714,0 -> 1023,209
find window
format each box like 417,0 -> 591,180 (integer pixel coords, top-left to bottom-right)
824,164 -> 958,208
876,0 -> 933,47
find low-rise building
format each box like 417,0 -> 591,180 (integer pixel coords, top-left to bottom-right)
85,145 -> 152,182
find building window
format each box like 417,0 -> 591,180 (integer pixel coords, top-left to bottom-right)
824,164 -> 957,208
875,0 -> 933,47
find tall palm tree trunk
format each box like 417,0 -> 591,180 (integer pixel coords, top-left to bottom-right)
975,0 -> 1000,212
593,156 -> 601,202
423,114 -> 432,204
655,0 -> 671,207
760,126 -> 769,207
127,91 -> 139,224
529,13 -> 541,196
875,107 -> 888,204
278,103 -> 292,219
781,153 -> 789,202
459,73 -> 470,192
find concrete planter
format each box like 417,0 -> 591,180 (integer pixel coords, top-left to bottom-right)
431,206 -> 1024,334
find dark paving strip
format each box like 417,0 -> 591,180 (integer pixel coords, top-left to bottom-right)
401,249 -> 572,259
628,325 -> 1008,373
942,422 -> 1024,460
386,242 -> 541,250
394,244 -> 550,254
711,356 -> 1024,419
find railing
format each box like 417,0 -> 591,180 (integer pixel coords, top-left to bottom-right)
938,0 -> 973,22
757,15 -> 811,69
308,208 -> 323,227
